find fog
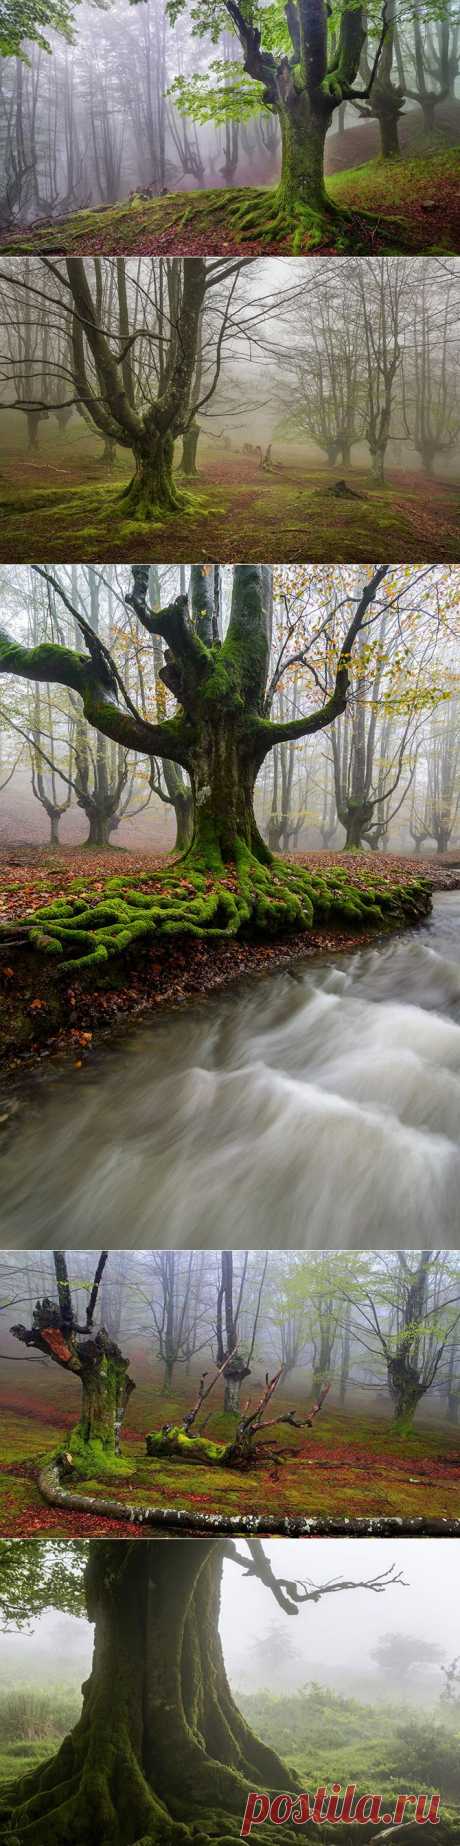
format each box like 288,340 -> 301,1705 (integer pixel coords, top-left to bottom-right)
0,257 -> 459,512
0,559 -> 459,859
1,1248 -> 459,1419
0,1540 -> 457,1709
1,0 -> 459,225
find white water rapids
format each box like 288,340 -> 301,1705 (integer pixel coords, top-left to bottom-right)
1,892 -> 460,1247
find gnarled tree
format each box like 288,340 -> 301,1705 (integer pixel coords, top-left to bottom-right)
10,1250 -> 135,1475
0,560 -> 430,969
0,1536 -> 404,1845
169,0 -> 393,243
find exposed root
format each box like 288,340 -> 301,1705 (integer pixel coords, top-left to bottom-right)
0,853 -> 432,974
181,185 -> 407,253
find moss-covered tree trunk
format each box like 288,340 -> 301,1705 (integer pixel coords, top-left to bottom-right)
387,1362 -> 424,1435
0,1541 -> 292,1845
278,99 -> 330,219
189,726 -> 270,870
120,435 -> 183,520
76,1339 -> 133,1458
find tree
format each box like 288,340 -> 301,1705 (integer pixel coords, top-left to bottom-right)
168,0 -> 394,243
0,257 -> 247,522
216,1250 -> 267,1413
0,0 -> 75,57
372,1631 -> 443,1687
10,1250 -> 135,1475
350,1252 -> 460,1433
0,560 -> 430,970
0,1536 -> 404,1844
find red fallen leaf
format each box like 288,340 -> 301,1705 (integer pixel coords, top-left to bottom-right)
30,997 -> 44,1011
3,966 -> 14,978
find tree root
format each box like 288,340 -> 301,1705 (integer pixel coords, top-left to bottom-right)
36,1459 -> 460,1535
174,185 -> 408,253
0,854 -> 432,973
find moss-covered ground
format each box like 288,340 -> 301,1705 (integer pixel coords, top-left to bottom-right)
1,1381 -> 459,1537
0,455 -> 459,562
1,148 -> 459,255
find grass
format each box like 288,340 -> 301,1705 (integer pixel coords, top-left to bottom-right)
0,462 -> 458,563
1,148 -> 459,254
1,1391 -> 459,1536
0,1684 -> 458,1830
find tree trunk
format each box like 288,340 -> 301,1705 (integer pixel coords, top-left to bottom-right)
369,446 -> 386,485
378,104 -> 401,158
26,409 -> 44,452
420,445 -> 436,479
189,726 -> 270,869
179,424 -> 200,478
387,1364 -> 423,1435
75,1338 -> 133,1465
343,806 -> 368,849
85,808 -> 113,847
120,434 -> 182,521
278,99 -> 330,218
0,1542 -> 292,1845
49,810 -> 61,846
174,788 -> 194,852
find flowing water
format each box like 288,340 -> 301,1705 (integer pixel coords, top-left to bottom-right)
1,891 -> 460,1247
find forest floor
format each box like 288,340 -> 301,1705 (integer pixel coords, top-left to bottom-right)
1,1683 -> 458,1832
0,846 -> 457,1092
1,1381 -> 459,1537
1,147 -> 459,255
0,458 -> 459,563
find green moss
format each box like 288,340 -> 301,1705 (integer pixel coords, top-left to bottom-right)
1,859 -> 432,972
66,1433 -> 134,1480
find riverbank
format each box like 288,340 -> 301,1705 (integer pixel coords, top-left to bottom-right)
0,846 -> 451,1091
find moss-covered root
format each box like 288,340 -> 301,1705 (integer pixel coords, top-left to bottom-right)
177,184 -> 406,255
0,1725 -> 188,1845
0,854 -> 432,974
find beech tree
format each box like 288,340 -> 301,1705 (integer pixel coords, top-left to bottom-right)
349,1252 -> 460,1433
0,256 -> 248,521
216,1250 -> 268,1412
0,1536 -> 404,1844
0,559 -> 431,970
169,0 -> 397,240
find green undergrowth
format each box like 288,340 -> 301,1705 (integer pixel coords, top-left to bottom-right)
0,857 -> 432,973
2,147 -> 459,254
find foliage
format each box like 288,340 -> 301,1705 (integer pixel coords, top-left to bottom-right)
0,1541 -> 86,1627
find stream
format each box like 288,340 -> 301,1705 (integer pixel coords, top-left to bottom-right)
1,892 -> 460,1247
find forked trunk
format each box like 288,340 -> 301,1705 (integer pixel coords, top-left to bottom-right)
0,1542 -> 291,1844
